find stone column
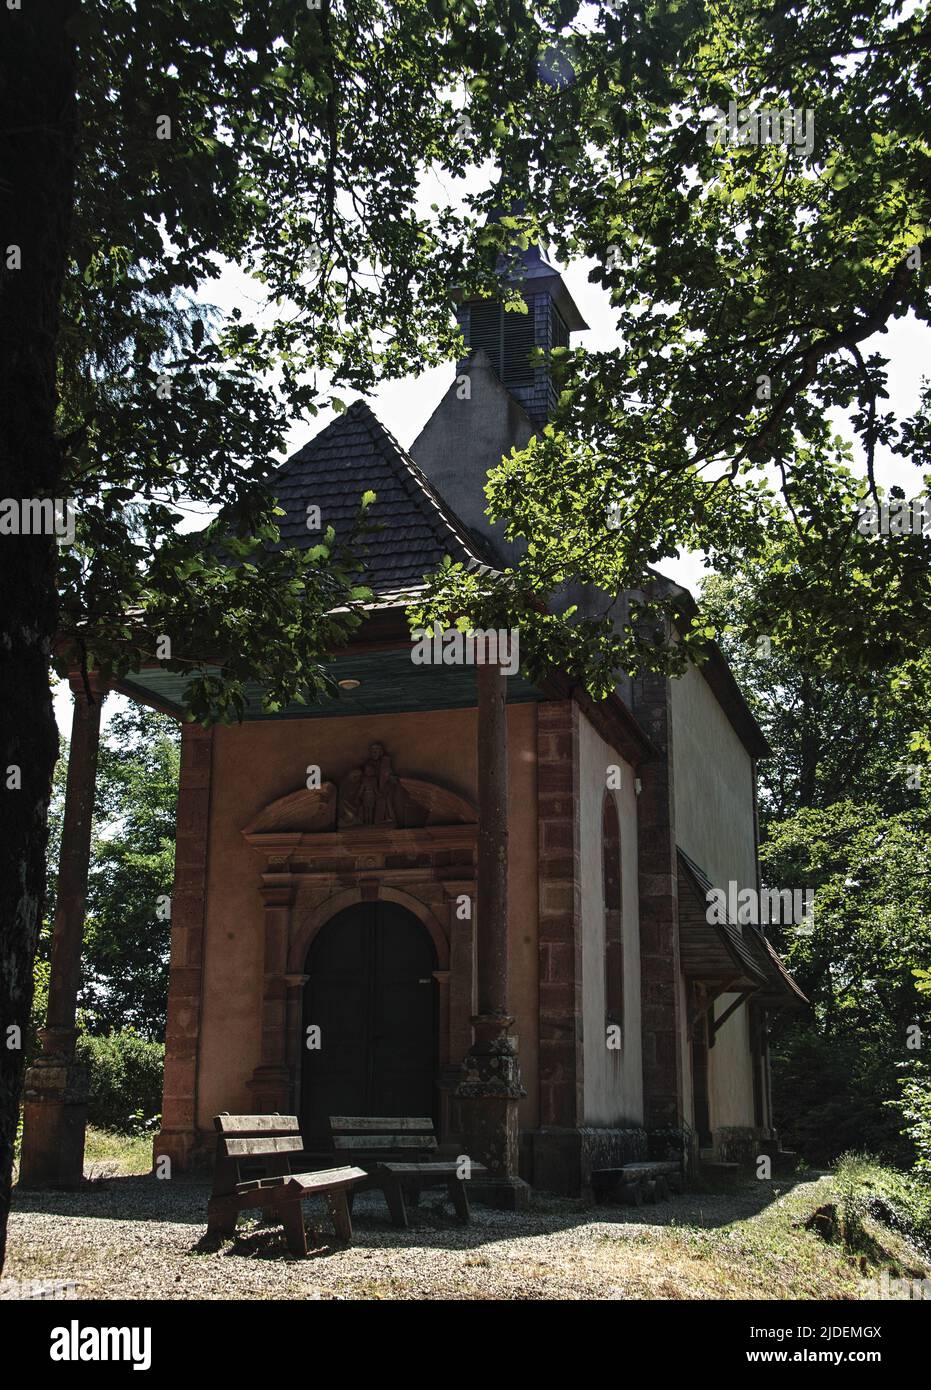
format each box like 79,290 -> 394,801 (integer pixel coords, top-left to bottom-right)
438,879 -> 474,1144
457,661 -> 528,1208
284,972 -> 310,1114
530,699 -> 588,1195
536,700 -> 583,1127
19,672 -> 106,1188
443,878 -> 476,1067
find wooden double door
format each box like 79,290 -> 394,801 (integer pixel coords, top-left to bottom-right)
301,902 -> 438,1142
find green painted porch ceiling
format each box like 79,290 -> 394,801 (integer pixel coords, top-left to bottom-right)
120,648 -> 546,721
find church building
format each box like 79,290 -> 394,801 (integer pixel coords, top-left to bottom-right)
22,245 -> 805,1201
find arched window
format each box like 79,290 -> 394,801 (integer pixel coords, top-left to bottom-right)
603,792 -> 624,1030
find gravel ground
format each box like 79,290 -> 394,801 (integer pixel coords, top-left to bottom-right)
0,1173 -> 853,1301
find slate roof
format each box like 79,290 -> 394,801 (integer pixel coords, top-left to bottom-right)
676,848 -> 766,989
268,400 -> 497,598
747,930 -> 810,1008
676,848 -> 807,1008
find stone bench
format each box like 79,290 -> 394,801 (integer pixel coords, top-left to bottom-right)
592,1160 -> 684,1205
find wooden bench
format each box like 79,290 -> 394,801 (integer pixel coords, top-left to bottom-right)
329,1116 -> 486,1227
592,1160 -> 684,1206
206,1114 -> 367,1255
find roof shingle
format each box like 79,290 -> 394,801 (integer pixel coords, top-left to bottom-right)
269,400 -> 496,597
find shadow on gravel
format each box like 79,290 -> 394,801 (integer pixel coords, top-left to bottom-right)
591,1172 -> 818,1231
192,1225 -> 350,1261
14,1171 -> 818,1259
12,1173 -> 212,1225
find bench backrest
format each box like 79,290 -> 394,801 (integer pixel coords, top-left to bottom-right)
215,1114 -> 301,1137
211,1114 -> 304,1196
329,1115 -> 438,1162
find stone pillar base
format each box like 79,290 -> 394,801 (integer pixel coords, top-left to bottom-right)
468,1176 -> 532,1210
457,1087 -> 521,1174
152,1127 -> 209,1174
18,1055 -> 89,1189
456,1036 -> 525,1189
246,1064 -> 293,1114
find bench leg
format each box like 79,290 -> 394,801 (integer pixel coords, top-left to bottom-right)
447,1177 -> 470,1224
206,1197 -> 238,1238
279,1200 -> 308,1257
380,1173 -> 409,1228
326,1190 -> 353,1245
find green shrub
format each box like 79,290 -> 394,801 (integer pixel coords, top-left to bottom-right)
771,1027 -> 913,1166
834,1152 -> 931,1260
898,1063 -> 931,1177
75,1030 -> 164,1134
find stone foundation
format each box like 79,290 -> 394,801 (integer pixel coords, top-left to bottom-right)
712,1125 -> 762,1166
152,1126 -> 213,1174
647,1123 -> 696,1172
527,1125 -> 648,1197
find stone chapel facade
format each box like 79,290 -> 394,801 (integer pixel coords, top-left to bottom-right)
97,249 -> 805,1197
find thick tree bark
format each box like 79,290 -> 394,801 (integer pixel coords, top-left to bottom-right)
0,2 -> 78,1270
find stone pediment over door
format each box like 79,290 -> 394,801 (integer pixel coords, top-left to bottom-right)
239,740 -> 477,1131
242,741 -> 476,844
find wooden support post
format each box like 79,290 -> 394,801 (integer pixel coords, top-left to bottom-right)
279,1200 -> 308,1257
456,660 -> 528,1209
710,989 -> 754,1041
19,673 -> 106,1188
326,1189 -> 353,1244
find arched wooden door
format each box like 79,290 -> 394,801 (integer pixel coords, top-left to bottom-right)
301,902 -> 438,1142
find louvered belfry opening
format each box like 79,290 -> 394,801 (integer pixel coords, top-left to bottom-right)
457,295 -> 567,427
454,243 -> 586,429
466,301 -> 536,389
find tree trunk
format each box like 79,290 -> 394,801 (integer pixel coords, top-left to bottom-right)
0,1 -> 78,1271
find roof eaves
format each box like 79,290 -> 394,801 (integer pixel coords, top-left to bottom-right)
677,847 -> 808,1007
676,847 -> 768,987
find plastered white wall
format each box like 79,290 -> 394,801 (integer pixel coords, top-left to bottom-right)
708,993 -> 755,1128
671,664 -> 758,1131
578,715 -> 643,1124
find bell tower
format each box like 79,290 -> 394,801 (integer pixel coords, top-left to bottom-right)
455,243 -> 588,428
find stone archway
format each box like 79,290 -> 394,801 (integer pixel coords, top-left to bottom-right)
300,899 -> 439,1140
287,881 -> 451,976
241,744 -> 477,1138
